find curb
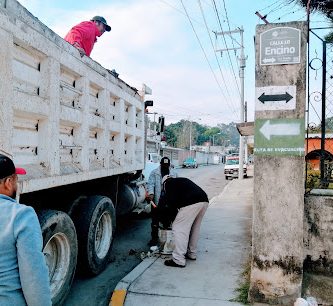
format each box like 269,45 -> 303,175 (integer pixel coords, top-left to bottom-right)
109,255 -> 160,306
109,176 -> 234,306
209,179 -> 236,206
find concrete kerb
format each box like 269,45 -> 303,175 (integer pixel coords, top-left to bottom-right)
209,178 -> 237,206
109,256 -> 160,306
109,179 -> 237,306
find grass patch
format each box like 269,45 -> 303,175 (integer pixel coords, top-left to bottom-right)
229,258 -> 251,305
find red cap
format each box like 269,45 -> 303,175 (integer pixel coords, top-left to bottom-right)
15,168 -> 27,175
0,154 -> 27,179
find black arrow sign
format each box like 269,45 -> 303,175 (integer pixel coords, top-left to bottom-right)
258,92 -> 293,104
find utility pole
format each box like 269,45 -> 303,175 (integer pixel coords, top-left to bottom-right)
189,120 -> 192,151
244,101 -> 248,164
215,27 -> 247,179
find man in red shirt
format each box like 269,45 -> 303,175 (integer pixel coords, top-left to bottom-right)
64,16 -> 111,57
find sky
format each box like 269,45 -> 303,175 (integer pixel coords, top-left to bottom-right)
18,0 -> 330,127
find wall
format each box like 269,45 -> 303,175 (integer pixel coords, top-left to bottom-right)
162,147 -> 220,167
304,195 -> 333,275
303,195 -> 333,305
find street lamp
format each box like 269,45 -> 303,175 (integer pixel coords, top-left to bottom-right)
212,132 -> 222,146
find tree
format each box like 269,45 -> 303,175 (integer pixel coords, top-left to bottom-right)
163,120 -> 239,148
295,0 -> 333,18
164,126 -> 177,147
288,0 -> 333,40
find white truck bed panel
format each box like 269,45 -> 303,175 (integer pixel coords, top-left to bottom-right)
0,0 -> 145,194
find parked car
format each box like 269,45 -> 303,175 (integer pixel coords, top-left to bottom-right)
224,155 -> 247,179
182,157 -> 198,168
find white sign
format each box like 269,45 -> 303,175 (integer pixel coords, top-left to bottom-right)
260,27 -> 301,66
259,120 -> 301,140
255,85 -> 296,111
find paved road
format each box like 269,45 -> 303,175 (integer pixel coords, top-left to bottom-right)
64,164 -> 227,306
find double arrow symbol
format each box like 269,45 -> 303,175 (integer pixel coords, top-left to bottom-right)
258,92 -> 293,104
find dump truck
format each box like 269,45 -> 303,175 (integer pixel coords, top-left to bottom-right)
0,1 -> 151,304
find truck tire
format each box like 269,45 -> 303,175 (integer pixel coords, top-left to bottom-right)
71,196 -> 116,275
37,210 -> 78,306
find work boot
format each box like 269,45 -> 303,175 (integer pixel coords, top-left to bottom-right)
148,238 -> 158,247
164,259 -> 185,268
185,254 -> 196,261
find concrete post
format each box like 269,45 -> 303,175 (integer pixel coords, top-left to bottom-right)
118,98 -> 125,166
39,57 -> 60,175
76,76 -> 90,171
249,22 -> 307,304
0,30 -> 13,155
98,88 -> 109,169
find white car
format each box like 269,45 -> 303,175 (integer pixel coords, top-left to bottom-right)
224,156 -> 247,179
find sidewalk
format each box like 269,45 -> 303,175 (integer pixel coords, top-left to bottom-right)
111,176 -> 254,306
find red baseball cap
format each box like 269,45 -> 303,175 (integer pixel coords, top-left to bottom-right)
0,154 -> 26,179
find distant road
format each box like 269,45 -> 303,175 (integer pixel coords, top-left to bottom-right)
177,164 -> 227,200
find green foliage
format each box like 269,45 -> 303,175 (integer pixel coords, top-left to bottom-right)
307,117 -> 333,134
326,117 -> 333,132
288,1 -> 333,40
230,258 -> 251,305
218,122 -> 239,146
164,126 -> 177,147
163,120 -> 239,148
325,31 -> 333,43
294,0 -> 333,17
306,169 -> 321,191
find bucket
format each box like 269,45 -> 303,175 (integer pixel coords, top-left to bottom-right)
158,229 -> 174,255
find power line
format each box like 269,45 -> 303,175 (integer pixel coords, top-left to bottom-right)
273,7 -> 304,22
266,0 -> 295,17
258,0 -> 285,13
221,0 -> 234,45
212,0 -> 241,96
198,0 -> 238,115
221,0 -> 239,67
158,0 -> 207,29
179,0 -> 238,121
210,0 -> 242,97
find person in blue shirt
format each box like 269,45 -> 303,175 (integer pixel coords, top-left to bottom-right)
0,153 -> 52,306
147,157 -> 177,246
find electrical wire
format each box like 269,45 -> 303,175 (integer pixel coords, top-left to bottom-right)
198,0 -> 238,116
265,0 -> 291,16
296,13 -> 308,21
210,1 -> 242,99
179,0 -> 238,121
273,7 -> 304,22
212,0 -> 241,96
221,0 -> 239,71
258,0 -> 286,13
159,0 -> 240,102
158,0 -> 207,29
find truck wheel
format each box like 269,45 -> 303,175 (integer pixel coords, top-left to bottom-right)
37,210 -> 78,306
71,196 -> 116,275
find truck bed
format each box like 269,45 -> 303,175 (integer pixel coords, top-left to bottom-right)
0,0 -> 145,194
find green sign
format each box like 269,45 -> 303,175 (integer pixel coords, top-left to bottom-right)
254,118 -> 305,156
